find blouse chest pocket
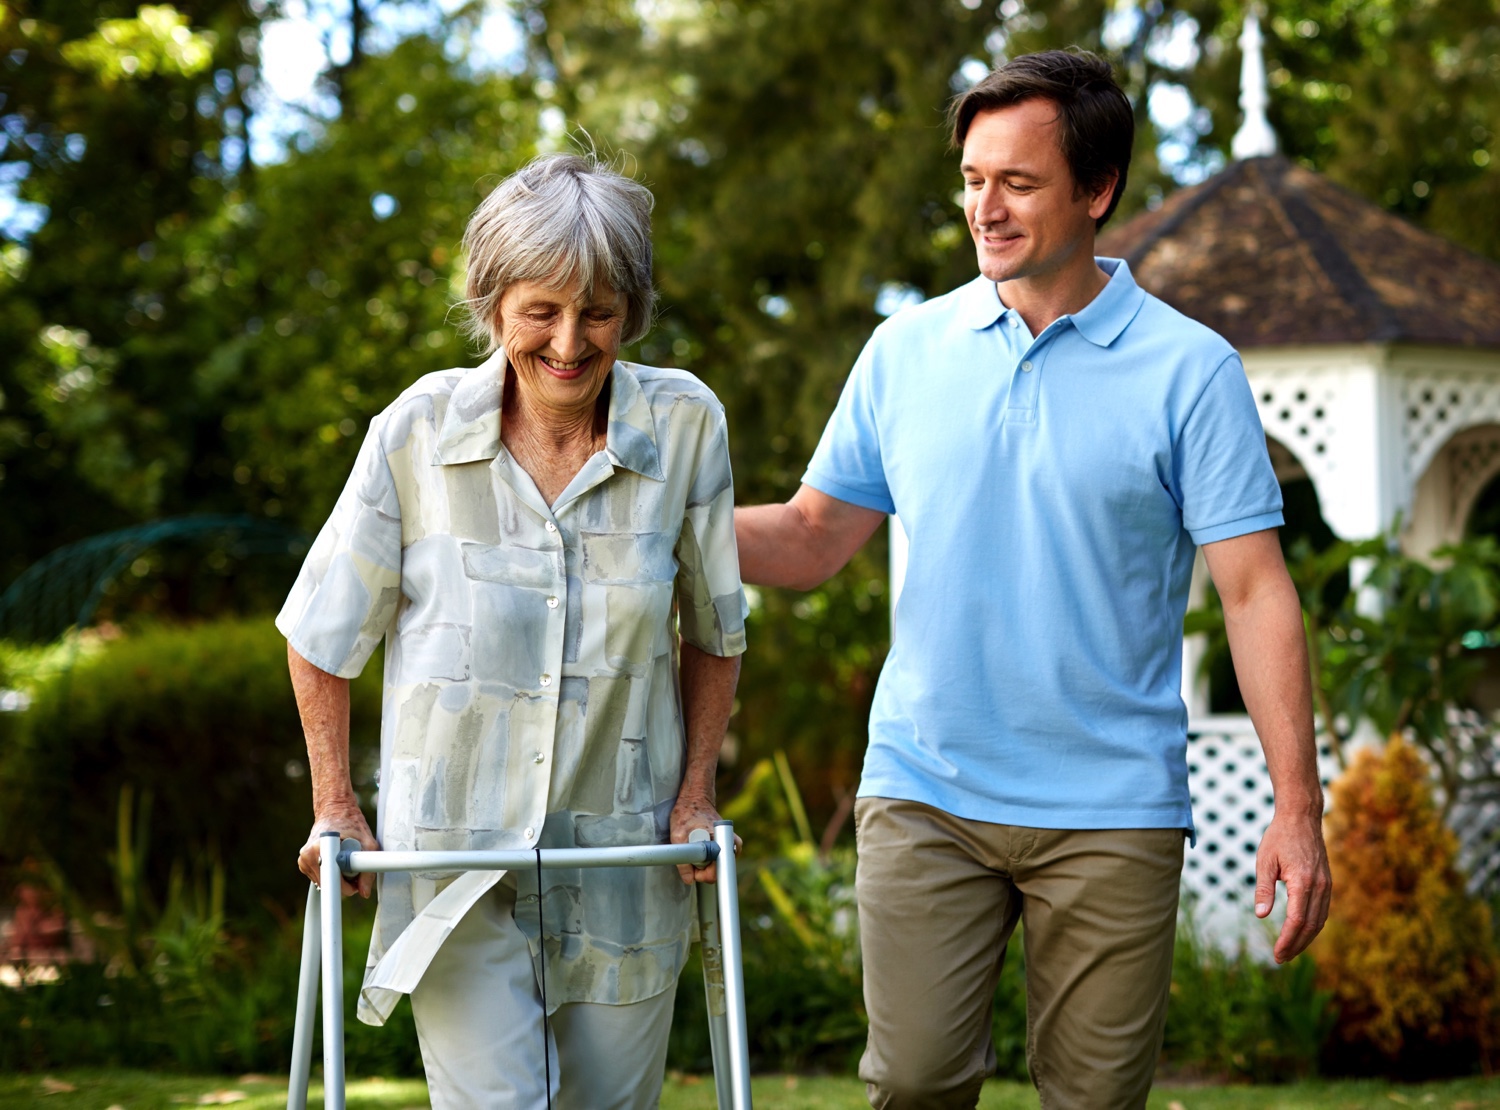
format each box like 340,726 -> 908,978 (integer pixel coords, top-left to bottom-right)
579,530 -> 678,671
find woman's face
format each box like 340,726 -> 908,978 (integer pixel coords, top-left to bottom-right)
497,276 -> 627,419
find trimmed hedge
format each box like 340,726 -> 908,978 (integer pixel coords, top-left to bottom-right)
0,618 -> 382,920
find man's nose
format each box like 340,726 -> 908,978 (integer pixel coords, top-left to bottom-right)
972,184 -> 1008,226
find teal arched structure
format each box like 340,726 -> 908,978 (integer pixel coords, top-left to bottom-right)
0,515 -> 307,644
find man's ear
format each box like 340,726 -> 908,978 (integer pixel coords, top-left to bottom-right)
1087,169 -> 1119,222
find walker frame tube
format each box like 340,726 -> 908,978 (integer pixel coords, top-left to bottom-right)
287,827 -> 752,1110
318,831 -> 347,1110
712,822 -> 753,1109
286,884 -> 321,1110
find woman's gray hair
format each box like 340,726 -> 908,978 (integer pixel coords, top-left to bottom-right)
459,152 -> 657,353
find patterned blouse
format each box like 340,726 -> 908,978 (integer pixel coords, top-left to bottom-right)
276,354 -> 748,1025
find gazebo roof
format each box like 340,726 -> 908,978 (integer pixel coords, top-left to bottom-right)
1097,154 -> 1500,350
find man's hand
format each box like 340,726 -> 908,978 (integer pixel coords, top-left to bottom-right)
669,790 -> 740,885
297,801 -> 379,898
1254,806 -> 1332,963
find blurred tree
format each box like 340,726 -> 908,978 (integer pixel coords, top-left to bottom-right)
0,1 -> 259,585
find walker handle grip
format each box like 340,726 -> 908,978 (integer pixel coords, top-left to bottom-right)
336,837 -> 361,879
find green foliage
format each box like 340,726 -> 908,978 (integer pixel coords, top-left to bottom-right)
1164,907 -> 1336,1082
0,0 -> 261,579
59,4 -> 217,84
0,895 -> 421,1075
0,618 -> 382,920
1188,534 -> 1500,816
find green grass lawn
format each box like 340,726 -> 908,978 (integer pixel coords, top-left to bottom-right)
4,1071 -> 1500,1110
8,1074 -> 1500,1110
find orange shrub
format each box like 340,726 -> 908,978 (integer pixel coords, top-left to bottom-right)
1318,735 -> 1498,1075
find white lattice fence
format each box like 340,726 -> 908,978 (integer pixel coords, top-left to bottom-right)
1184,716 -> 1340,951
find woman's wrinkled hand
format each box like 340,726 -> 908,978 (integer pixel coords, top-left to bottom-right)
297,802 -> 380,898
669,791 -> 741,886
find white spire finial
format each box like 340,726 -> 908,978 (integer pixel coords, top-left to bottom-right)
1232,6 -> 1279,160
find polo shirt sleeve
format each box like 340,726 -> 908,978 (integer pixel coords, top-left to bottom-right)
275,417 -> 404,679
675,405 -> 748,658
1174,353 -> 1285,545
802,340 -> 896,515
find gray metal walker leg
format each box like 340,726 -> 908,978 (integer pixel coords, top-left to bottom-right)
692,832 -> 734,1110
713,821 -> 753,1110
319,831 -> 347,1110
286,883 -> 321,1110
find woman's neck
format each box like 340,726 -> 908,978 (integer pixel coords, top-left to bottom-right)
500,370 -> 609,505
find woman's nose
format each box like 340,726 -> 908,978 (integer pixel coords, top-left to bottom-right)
550,314 -> 588,360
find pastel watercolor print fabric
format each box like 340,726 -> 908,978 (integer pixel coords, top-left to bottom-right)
275,353 -> 748,1025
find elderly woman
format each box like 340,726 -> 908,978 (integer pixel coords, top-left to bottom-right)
277,153 -> 746,1109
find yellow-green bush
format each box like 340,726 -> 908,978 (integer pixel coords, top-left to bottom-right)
1317,736 -> 1499,1075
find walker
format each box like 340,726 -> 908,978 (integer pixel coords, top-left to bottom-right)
286,821 -> 752,1110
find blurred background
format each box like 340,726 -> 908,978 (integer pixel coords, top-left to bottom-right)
3,0 -> 1500,1094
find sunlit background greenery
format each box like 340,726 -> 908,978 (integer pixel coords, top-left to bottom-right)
4,0 -> 1500,1087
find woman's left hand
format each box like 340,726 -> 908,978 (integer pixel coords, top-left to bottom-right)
669,791 -> 742,885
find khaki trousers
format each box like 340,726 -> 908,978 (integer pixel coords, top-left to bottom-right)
854,797 -> 1183,1110
409,882 -> 676,1110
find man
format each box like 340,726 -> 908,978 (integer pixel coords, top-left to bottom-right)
734,51 -> 1331,1109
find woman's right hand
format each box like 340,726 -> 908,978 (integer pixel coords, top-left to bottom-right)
297,803 -> 380,898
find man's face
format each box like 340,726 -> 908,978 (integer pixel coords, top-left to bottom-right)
961,99 -> 1116,286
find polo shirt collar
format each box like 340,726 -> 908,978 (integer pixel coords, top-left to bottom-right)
433,354 -> 663,481
1069,258 -> 1146,348
959,256 -> 1147,347
959,276 -> 1008,331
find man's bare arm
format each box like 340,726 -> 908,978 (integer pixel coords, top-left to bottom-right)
288,644 -> 379,898
735,485 -> 886,590
1203,529 -> 1331,963
669,642 -> 742,885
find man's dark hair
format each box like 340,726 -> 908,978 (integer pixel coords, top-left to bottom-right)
949,50 -> 1134,230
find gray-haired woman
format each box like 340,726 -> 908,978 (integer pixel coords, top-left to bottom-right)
277,153 -> 747,1109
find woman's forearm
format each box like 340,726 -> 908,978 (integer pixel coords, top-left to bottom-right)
287,644 -> 359,817
677,641 -> 741,800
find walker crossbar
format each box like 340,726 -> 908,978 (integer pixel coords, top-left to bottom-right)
288,821 -> 753,1110
336,842 -> 719,874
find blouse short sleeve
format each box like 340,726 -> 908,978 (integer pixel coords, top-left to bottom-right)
674,405 -> 748,658
275,418 -> 403,678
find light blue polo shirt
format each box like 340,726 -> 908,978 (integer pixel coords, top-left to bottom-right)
804,259 -> 1282,832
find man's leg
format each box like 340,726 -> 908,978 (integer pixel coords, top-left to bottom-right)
855,796 -> 1021,1110
1016,828 -> 1183,1110
552,987 -> 676,1110
408,883 -> 557,1110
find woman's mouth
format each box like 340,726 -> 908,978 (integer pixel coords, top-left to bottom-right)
539,354 -> 592,379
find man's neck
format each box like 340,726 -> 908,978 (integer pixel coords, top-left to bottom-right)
998,251 -> 1110,337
